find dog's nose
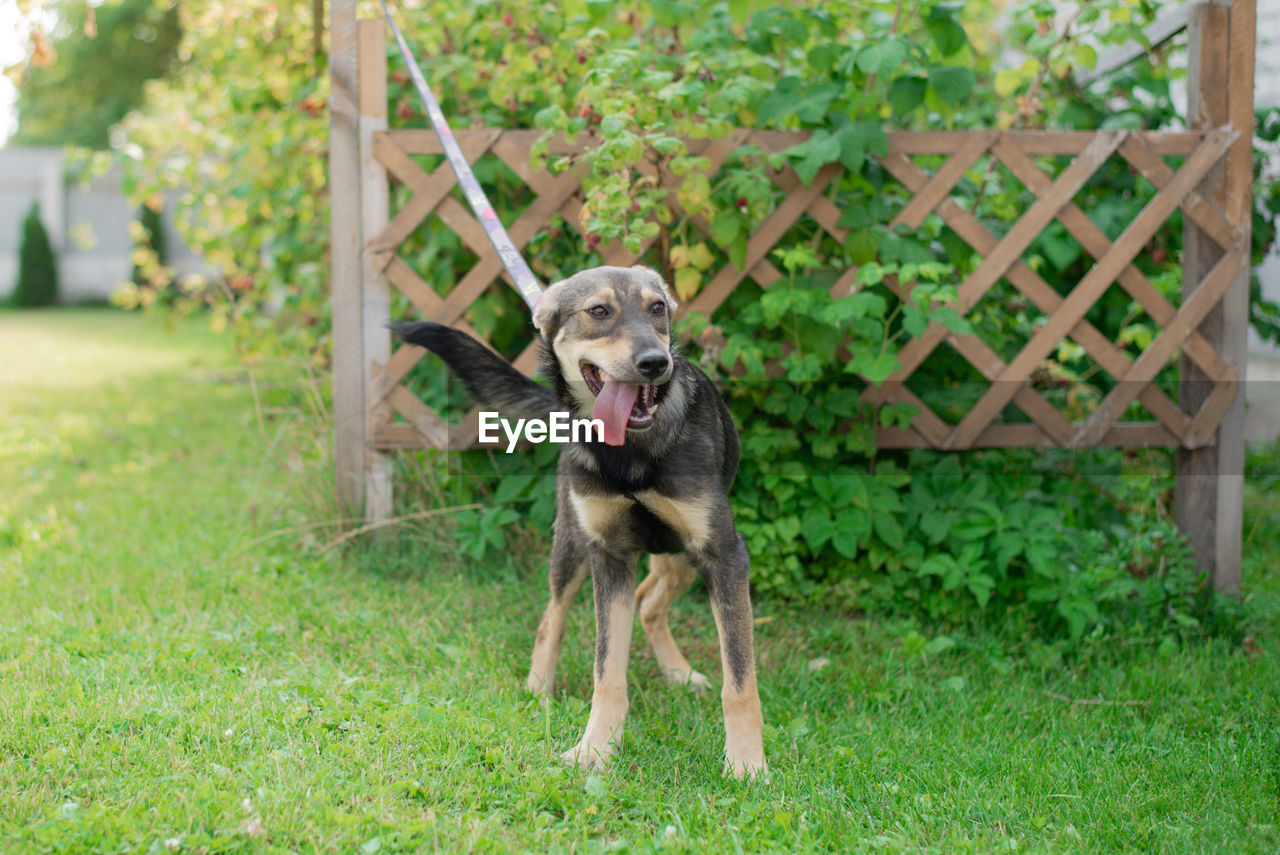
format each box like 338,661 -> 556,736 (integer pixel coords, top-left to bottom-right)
634,351 -> 670,380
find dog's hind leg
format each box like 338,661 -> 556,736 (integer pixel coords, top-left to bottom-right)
637,553 -> 709,692
562,545 -> 638,771
704,532 -> 767,779
527,532 -> 589,696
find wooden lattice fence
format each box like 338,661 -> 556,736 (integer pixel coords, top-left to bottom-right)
329,0 -> 1256,591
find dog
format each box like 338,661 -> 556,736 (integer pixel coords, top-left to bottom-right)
392,265 -> 766,778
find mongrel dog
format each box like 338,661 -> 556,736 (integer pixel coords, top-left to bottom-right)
392,265 -> 766,777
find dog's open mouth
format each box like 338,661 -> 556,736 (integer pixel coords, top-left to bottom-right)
581,362 -> 658,445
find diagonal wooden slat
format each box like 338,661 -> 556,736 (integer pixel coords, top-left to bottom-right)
878,151 -> 1193,440
432,195 -> 504,260
491,148 -> 657,268
994,136 -> 1231,384
765,170 -> 938,445
1071,245 -> 1245,446
764,169 -> 863,299
782,164 -> 1109,443
508,129 -> 752,283
688,163 -> 841,316
884,283 -> 1077,444
388,384 -> 450,448
380,270 -> 545,420
1182,367 -> 1239,448
868,132 -> 1127,408
646,130 -> 790,310
375,344 -> 429,406
891,131 -> 999,230
952,132 -> 1127,309
879,385 -> 952,446
369,129 -> 501,262
374,332 -> 542,416
437,165 -> 588,319
763,151 -> 1133,447
384,256 -> 496,343
372,129 -> 437,187
945,127 -> 1236,449
378,130 -> 590,322
1116,134 -> 1237,250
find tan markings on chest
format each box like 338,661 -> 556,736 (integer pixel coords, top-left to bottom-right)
568,491 -> 634,541
631,491 -> 716,551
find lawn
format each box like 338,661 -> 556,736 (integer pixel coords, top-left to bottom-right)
1,309 -> 1277,854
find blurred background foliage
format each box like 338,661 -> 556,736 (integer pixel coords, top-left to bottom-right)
9,0 -> 181,149
7,0 -> 1279,642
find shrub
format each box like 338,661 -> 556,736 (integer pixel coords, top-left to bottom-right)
10,202 -> 60,308
121,0 -> 1272,644
130,201 -> 168,288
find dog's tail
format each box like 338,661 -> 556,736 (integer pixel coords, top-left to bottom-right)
390,321 -> 559,421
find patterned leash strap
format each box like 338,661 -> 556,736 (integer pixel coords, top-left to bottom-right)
377,0 -> 544,311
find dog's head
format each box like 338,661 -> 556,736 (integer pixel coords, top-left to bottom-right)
533,265 -> 678,444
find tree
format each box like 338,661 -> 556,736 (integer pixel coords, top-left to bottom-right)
11,0 -> 181,149
10,202 -> 60,307
130,200 -> 168,287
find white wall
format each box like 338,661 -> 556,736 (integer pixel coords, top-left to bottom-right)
0,147 -> 205,303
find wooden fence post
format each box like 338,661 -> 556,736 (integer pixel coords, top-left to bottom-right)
1175,0 -> 1253,594
358,18 -> 393,523
329,0 -> 364,518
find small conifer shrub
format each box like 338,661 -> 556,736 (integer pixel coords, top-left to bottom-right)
11,201 -> 60,307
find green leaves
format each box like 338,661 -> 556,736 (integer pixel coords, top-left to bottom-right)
820,292 -> 887,326
802,505 -> 866,558
926,6 -> 970,58
928,65 -> 975,106
846,350 -> 901,384
651,0 -> 697,28
533,105 -> 564,129
782,117 -> 887,186
832,117 -> 888,174
785,129 -> 841,186
855,39 -> 908,78
889,75 -> 928,116
757,77 -> 841,125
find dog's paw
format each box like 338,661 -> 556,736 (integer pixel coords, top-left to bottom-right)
560,741 -> 614,772
723,753 -> 769,781
663,668 -> 711,694
526,672 -> 551,697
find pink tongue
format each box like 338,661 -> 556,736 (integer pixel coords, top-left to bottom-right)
593,378 -> 640,446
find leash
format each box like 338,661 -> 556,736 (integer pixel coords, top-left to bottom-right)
376,0 -> 544,311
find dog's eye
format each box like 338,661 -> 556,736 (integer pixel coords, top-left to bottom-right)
587,305 -> 609,319
650,301 -> 666,316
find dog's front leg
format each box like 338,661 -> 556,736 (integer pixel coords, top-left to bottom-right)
561,544 -> 637,771
528,526 -> 590,696
704,532 -> 767,779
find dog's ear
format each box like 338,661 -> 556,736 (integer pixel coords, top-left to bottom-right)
658,277 -> 679,313
631,264 -> 679,312
532,287 -> 559,336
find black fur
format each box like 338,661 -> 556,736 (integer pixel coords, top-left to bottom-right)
390,321 -> 559,422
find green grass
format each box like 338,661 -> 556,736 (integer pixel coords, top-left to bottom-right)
1,309 -> 1278,853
